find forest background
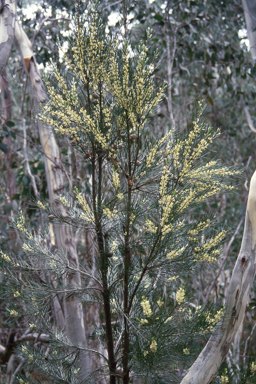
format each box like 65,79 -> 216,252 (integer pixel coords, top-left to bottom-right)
1,0 -> 256,383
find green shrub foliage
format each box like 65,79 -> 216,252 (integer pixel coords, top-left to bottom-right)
0,10 -> 239,384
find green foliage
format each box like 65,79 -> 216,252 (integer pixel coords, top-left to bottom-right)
0,8 -> 240,383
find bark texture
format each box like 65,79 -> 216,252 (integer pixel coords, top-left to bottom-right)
0,67 -> 15,200
0,0 -> 15,75
180,171 -> 256,384
242,0 -> 256,60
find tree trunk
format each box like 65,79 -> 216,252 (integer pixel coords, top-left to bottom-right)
242,0 -> 256,60
0,0 -> 15,75
180,170 -> 256,384
0,67 -> 15,200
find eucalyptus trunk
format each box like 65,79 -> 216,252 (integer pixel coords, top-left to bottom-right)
0,0 -> 15,75
181,171 -> 256,384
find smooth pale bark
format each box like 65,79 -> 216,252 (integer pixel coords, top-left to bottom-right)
14,21 -> 90,378
0,0 -> 15,75
242,0 -> 256,60
0,67 -> 15,200
181,171 -> 256,384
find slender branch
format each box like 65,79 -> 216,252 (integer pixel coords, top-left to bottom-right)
243,321 -> 256,364
243,104 -> 256,133
17,333 -> 49,343
128,233 -> 161,313
9,358 -> 25,384
202,215 -> 244,309
0,118 -> 66,172
23,119 -> 39,199
103,0 -> 123,10
123,111 -> 132,384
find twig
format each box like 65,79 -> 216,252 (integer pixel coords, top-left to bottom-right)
0,117 -> 61,169
23,119 -> 39,199
9,358 -> 25,384
202,215 -> 244,309
243,321 -> 256,364
17,333 -> 49,343
243,104 -> 256,133
103,0 -> 122,10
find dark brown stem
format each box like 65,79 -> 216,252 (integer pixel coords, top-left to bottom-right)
123,112 -> 132,384
128,233 -> 161,313
92,155 -> 116,383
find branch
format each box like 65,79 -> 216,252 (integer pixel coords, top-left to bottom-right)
17,333 -> 49,343
243,320 -> 256,364
180,170 -> 256,384
8,358 -> 25,384
243,104 -> 256,133
202,215 -> 244,309
23,118 -> 39,199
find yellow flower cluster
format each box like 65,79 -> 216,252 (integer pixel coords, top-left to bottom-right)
145,219 -> 158,234
31,297 -> 38,308
195,230 -> 226,263
141,298 -> 152,317
19,379 -> 29,384
107,44 -> 162,131
0,251 -> 11,263
22,243 -> 34,252
172,142 -> 182,169
10,310 -> 18,316
177,190 -> 196,213
103,207 -> 118,219
75,191 -> 93,221
146,144 -> 158,167
160,195 -> 174,228
221,374 -> 229,384
37,201 -> 46,210
159,165 -> 169,196
157,300 -> 164,307
111,240 -> 118,253
22,346 -> 28,353
140,319 -> 148,324
188,219 -> 210,236
112,171 -> 120,190
167,276 -> 178,282
251,362 -> 256,373
166,246 -> 185,260
150,339 -> 157,353
17,214 -> 26,233
205,308 -> 224,332
59,196 -> 69,207
130,213 -> 135,223
14,291 -> 20,298
176,287 -> 185,305
183,348 -> 190,355
117,193 -> 124,200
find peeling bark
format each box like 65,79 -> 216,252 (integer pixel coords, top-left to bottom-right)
242,0 -> 256,60
180,171 -> 256,384
0,0 -> 16,75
